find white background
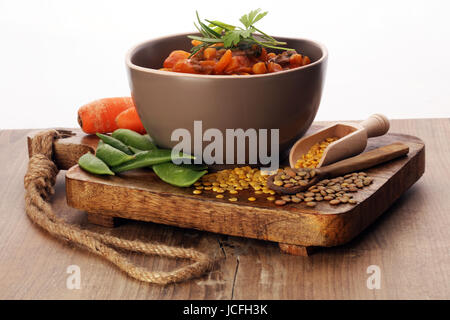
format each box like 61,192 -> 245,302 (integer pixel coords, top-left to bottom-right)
1,0 -> 449,129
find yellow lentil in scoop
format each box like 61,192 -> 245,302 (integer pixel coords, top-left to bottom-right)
294,137 -> 339,169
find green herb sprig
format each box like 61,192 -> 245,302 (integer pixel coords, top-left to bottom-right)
188,9 -> 293,56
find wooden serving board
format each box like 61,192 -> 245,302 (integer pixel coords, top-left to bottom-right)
27,127 -> 425,256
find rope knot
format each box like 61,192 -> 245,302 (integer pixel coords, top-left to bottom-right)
24,130 -> 59,199
24,129 -> 216,284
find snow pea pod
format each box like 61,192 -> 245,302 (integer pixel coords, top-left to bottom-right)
95,141 -> 135,167
112,129 -> 156,151
128,146 -> 145,154
111,149 -> 195,173
78,152 -> 114,175
96,133 -> 132,155
152,162 -> 208,187
178,163 -> 209,171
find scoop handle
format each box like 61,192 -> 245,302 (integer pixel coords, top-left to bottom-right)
360,114 -> 390,138
320,142 -> 409,178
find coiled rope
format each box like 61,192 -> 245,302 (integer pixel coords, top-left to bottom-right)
24,129 -> 215,284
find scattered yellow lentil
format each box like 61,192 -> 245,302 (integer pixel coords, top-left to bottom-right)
195,166 -> 288,204
200,166 -> 269,195
192,190 -> 202,195
294,137 -> 339,169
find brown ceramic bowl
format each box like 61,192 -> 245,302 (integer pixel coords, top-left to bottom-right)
126,33 -> 327,166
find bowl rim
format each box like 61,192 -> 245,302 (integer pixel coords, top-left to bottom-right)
125,32 -> 328,79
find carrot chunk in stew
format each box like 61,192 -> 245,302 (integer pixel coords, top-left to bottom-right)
289,54 -> 303,68
267,62 -> 283,73
214,49 -> 233,74
203,47 -> 217,60
163,50 -> 191,68
172,59 -> 196,74
252,62 -> 267,74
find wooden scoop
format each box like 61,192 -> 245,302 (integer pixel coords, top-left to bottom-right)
289,114 -> 390,168
268,142 -> 409,194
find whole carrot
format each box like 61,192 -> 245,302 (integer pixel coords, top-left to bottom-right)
77,97 -> 134,134
115,107 -> 146,134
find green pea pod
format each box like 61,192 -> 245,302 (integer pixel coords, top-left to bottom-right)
111,149 -> 195,173
96,133 -> 133,155
178,163 -> 209,171
153,162 -> 208,187
95,141 -> 135,167
78,152 -> 115,175
128,146 -> 145,154
112,129 -> 156,151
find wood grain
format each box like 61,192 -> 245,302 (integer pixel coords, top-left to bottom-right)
64,132 -> 424,250
1,119 -> 449,299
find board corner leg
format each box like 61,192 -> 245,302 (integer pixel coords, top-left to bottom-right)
278,243 -> 316,256
87,213 -> 122,228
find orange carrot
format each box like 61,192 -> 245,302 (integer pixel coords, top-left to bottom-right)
302,56 -> 311,65
172,59 -> 197,73
260,47 -> 268,61
191,39 -> 202,46
77,97 -> 134,134
252,62 -> 267,74
214,49 -> 232,74
115,107 -> 146,134
224,57 -> 240,73
203,47 -> 217,60
267,62 -> 283,73
289,54 -> 303,67
163,50 -> 191,68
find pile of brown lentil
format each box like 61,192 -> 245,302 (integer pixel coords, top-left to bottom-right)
295,137 -> 339,169
191,165 -> 374,208
274,172 -> 374,207
272,167 -> 316,188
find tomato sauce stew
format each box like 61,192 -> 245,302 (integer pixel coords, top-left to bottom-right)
161,42 -> 311,75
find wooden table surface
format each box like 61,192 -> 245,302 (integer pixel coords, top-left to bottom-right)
1,119 -> 449,300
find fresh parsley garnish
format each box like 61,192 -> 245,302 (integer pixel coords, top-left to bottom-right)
188,9 -> 293,56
